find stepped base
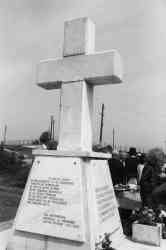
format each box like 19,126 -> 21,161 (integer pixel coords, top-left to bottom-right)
4,151 -> 166,250
1,223 -> 166,250
5,151 -> 123,250
0,221 -> 12,249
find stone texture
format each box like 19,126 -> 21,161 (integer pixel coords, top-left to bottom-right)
4,228 -> 166,250
7,154 -> 123,250
32,149 -> 111,159
36,17 -> 122,152
37,50 -> 122,89
86,159 -> 124,248
6,17 -> 123,250
58,81 -> 93,151
15,157 -> 86,242
7,230 -> 46,250
132,222 -> 162,246
63,17 -> 95,57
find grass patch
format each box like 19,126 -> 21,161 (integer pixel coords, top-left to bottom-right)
0,149 -> 30,221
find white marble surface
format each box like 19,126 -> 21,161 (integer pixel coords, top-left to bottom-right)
0,221 -> 13,250
119,238 -> 166,250
37,17 -> 122,90
32,149 -> 111,159
37,50 -> 122,89
58,81 -> 93,151
0,229 -> 12,249
86,159 -> 124,248
15,156 -> 86,242
37,17 -> 122,152
8,17 -> 123,250
2,226 -> 166,250
132,222 -> 162,246
63,17 -> 95,57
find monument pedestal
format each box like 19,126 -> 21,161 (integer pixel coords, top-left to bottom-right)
7,150 -> 124,250
7,17 -> 124,250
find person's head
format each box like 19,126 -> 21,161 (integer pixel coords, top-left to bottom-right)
138,153 -> 146,164
112,150 -> 119,160
0,141 -> 4,151
128,147 -> 137,157
39,131 -> 50,145
147,148 -> 164,170
105,145 -> 112,153
119,150 -> 127,161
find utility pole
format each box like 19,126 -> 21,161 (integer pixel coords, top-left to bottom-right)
99,103 -> 104,144
51,116 -> 53,140
50,116 -> 55,141
113,128 -> 115,150
3,124 -> 7,145
52,117 -> 55,141
164,140 -> 166,155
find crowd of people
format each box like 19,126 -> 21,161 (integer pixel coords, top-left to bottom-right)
108,147 -> 166,209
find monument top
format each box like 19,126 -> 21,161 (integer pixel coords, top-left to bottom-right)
63,17 -> 95,57
36,17 -> 123,151
37,17 -> 122,90
6,18 -> 124,250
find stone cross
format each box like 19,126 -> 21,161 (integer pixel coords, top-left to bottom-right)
37,17 -> 122,151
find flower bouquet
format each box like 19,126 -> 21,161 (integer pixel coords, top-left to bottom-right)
95,233 -> 116,250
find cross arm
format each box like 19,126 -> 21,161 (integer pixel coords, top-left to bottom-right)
37,50 -> 123,90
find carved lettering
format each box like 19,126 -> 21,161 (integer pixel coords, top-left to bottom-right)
95,185 -> 117,223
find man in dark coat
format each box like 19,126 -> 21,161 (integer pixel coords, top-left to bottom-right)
125,147 -> 138,183
108,150 -> 124,185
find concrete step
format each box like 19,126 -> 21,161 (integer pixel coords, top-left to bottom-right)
0,220 -> 166,250
0,221 -> 13,250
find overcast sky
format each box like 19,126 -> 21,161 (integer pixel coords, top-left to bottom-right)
1,0 -> 166,151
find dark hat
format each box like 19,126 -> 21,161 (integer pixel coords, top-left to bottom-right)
128,147 -> 137,156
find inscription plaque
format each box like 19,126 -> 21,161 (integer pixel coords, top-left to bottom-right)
91,160 -> 123,241
15,156 -> 85,242
95,185 -> 116,223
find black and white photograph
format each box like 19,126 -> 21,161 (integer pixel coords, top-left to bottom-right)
1,1 -> 166,249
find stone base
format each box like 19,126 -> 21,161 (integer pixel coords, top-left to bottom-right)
2,225 -> 166,250
6,151 -> 123,250
120,238 -> 166,250
0,221 -> 12,250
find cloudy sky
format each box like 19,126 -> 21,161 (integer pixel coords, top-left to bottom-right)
1,0 -> 166,151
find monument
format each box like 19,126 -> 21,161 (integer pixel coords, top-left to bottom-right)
7,17 -> 123,250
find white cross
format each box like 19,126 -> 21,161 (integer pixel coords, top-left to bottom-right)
37,17 -> 123,151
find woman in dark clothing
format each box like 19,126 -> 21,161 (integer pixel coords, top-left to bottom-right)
152,183 -> 166,208
140,164 -> 156,207
140,148 -> 164,208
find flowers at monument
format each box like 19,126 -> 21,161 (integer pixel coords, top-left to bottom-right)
124,207 -> 166,238
95,233 -> 116,250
